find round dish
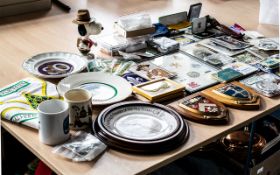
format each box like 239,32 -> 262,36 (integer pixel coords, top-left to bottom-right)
100,102 -> 181,141
22,52 -> 87,78
57,72 -> 132,105
92,102 -> 189,154
94,101 -> 188,143
220,131 -> 266,161
94,121 -> 187,154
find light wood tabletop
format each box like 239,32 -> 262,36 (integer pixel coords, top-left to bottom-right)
0,0 -> 279,175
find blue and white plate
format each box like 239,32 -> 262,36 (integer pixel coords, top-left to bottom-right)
22,52 -> 87,78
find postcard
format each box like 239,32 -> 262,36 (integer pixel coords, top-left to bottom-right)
210,36 -> 251,50
246,47 -> 271,59
259,57 -> 279,69
211,68 -> 243,83
182,44 -> 234,67
151,52 -> 218,92
222,62 -> 258,75
170,34 -> 195,47
233,51 -> 265,65
122,71 -> 148,86
243,31 -> 264,40
199,39 -> 245,56
129,62 -> 176,80
182,43 -> 216,59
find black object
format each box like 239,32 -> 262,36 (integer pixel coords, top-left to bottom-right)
193,31 -> 215,39
92,101 -> 189,154
52,0 -> 71,12
187,3 -> 202,22
78,24 -> 87,36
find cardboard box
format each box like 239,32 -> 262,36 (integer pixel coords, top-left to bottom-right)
114,22 -> 155,38
250,148 -> 280,175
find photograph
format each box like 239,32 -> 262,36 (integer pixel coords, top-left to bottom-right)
132,78 -> 184,101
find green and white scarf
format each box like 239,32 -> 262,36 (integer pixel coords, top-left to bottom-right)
0,77 -> 59,129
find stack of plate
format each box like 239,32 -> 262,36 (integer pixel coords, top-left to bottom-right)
93,101 -> 189,154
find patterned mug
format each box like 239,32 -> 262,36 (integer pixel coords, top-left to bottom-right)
64,89 -> 92,130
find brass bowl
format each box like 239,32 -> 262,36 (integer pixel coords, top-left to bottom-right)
220,131 -> 266,161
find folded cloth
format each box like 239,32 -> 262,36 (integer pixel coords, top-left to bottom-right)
0,77 -> 60,129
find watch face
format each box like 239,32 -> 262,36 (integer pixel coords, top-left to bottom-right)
180,95 -> 219,114
216,83 -> 250,99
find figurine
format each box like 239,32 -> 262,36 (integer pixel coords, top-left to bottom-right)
73,9 -> 103,56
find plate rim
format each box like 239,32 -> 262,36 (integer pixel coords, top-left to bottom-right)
57,72 -> 132,105
95,101 -> 188,142
22,51 -> 88,78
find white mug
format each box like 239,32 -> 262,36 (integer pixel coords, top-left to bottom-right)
37,99 -> 70,145
64,88 -> 92,130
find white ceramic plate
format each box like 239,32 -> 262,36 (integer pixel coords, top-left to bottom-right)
101,103 -> 180,141
22,52 -> 87,78
57,72 -> 132,105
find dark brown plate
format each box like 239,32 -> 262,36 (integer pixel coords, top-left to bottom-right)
92,101 -> 189,153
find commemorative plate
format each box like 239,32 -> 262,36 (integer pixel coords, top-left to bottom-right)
93,102 -> 189,153
22,52 -> 87,78
96,102 -> 187,142
102,103 -> 180,141
57,72 -> 132,105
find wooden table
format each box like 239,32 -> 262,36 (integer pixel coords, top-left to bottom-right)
1,0 -> 279,175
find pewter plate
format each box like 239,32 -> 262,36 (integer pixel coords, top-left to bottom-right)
57,72 -> 132,105
22,52 -> 87,78
102,104 -> 180,141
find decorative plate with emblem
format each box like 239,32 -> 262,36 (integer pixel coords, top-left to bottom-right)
93,101 -> 189,153
22,52 -> 87,78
